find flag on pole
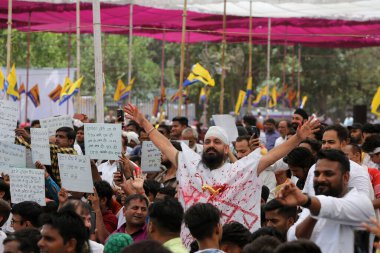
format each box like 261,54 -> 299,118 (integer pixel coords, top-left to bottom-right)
113,78 -> 135,102
160,84 -> 166,105
0,69 -> 6,91
152,96 -> 159,116
183,63 -> 215,87
269,86 -> 277,108
253,86 -> 268,106
48,84 -> 62,102
244,77 -> 253,105
371,86 -> 380,117
18,83 -> 26,95
300,96 -> 308,109
199,87 -> 206,104
287,88 -> 297,108
59,77 -> 73,105
170,89 -> 188,102
27,84 -> 40,107
7,64 -> 19,101
67,76 -> 83,97
235,90 -> 246,115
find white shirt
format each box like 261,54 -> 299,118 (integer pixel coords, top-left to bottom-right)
0,230 -> 6,253
98,161 -> 117,186
259,169 -> 277,201
89,240 -> 104,253
303,160 -> 372,198
74,143 -> 83,155
178,143 -> 262,245
191,143 -> 204,155
287,188 -> 375,253
274,136 -> 286,147
363,153 -> 379,169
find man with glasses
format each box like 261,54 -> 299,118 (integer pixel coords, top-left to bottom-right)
10,201 -> 42,232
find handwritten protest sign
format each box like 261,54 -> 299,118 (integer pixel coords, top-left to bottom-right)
0,142 -> 26,174
212,114 -> 239,143
0,100 -> 18,130
9,168 -> 45,206
84,123 -> 122,160
58,154 -> 93,193
0,127 -> 15,143
141,141 -> 161,172
31,128 -> 51,165
40,115 -> 73,136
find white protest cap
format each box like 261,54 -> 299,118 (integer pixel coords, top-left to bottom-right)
204,126 -> 229,145
123,131 -> 140,145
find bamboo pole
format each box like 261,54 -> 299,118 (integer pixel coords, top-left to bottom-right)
265,18 -> 272,117
127,3 -> 133,104
93,0 -> 105,123
178,0 -> 187,116
67,29 -> 72,115
25,12 -> 31,122
297,45 -> 302,108
159,32 -> 166,123
247,0 -> 253,113
219,0 -> 227,114
76,0 -> 81,113
6,0 -> 12,77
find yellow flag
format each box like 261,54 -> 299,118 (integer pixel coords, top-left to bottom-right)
300,96 -> 308,109
0,69 -> 4,91
269,86 -> 277,108
235,90 -> 246,115
371,86 -> 380,117
60,77 -> 73,100
67,76 -> 83,95
6,64 -> 19,100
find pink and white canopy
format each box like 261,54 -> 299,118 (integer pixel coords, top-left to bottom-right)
1,0 -> 380,47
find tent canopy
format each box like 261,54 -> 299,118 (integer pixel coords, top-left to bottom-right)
1,0 -> 380,47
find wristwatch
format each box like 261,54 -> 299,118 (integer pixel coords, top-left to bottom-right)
301,193 -> 312,208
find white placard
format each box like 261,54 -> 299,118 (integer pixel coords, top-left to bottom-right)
141,141 -> 161,172
84,123 -> 122,160
31,128 -> 51,165
40,115 -> 73,136
212,114 -> 239,143
10,168 -> 45,206
58,154 -> 93,193
0,127 -> 15,143
0,142 -> 26,174
0,100 -> 18,130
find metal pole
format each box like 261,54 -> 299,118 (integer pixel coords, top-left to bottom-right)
178,0 -> 187,116
265,18 -> 272,117
67,29 -> 72,115
25,12 -> 31,122
6,0 -> 12,76
159,31 -> 166,123
76,0 -> 81,113
93,0 -> 104,123
127,3 -> 133,104
297,45 -> 302,108
219,0 -> 227,114
247,0 -> 253,113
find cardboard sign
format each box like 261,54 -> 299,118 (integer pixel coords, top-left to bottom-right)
0,127 -> 15,143
40,115 -> 73,136
58,154 -> 93,193
212,114 -> 239,143
0,99 -> 18,130
31,128 -> 51,165
141,141 -> 161,172
0,142 -> 26,174
84,123 -> 122,160
10,168 -> 45,206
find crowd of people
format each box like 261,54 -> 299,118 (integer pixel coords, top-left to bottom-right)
2,105 -> 380,253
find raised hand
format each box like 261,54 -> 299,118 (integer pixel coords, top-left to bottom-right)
131,168 -> 146,194
123,103 -> 146,126
87,187 -> 100,212
276,182 -> 307,207
58,187 -> 69,205
296,117 -> 320,140
35,161 -> 49,179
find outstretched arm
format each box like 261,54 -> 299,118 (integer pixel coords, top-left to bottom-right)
257,117 -> 319,175
124,103 -> 179,168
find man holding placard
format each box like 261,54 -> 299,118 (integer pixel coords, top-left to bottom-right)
124,103 -> 319,241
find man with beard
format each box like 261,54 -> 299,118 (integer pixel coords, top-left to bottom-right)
123,103 -> 319,239
291,108 -> 308,130
155,141 -> 182,188
277,149 -> 375,253
349,123 -> 363,145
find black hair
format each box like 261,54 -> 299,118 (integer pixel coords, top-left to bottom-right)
243,235 -> 282,253
31,120 -> 40,127
221,221 -> 252,249
76,125 -> 84,131
143,180 -> 162,199
171,141 -> 183,151
94,180 -> 114,207
157,124 -> 171,136
56,127 -> 76,142
251,227 -> 286,243
362,123 -> 377,134
264,118 -> 276,125
124,194 -> 149,208
324,125 -> 349,143
172,116 -> 189,127
126,121 -> 140,132
317,149 -> 350,173
3,227 -> 41,253
11,201 -> 42,228
122,240 -> 171,253
157,186 -> 176,198
237,126 -> 249,137
261,185 -> 270,203
40,210 -> 88,253
274,239 -> 322,253
299,138 -> 322,154
0,200 -> 10,227
148,197 -> 183,234
284,147 -> 315,168
184,203 -> 221,241
264,199 -> 297,221
60,199 -> 92,216
0,179 -> 10,201
243,115 -> 257,126
362,134 -> 380,153
129,155 -> 141,165
236,135 -> 251,143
